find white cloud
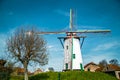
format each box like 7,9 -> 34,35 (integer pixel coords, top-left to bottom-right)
0,34 -> 7,58
0,28 -> 16,58
82,41 -> 120,65
46,44 -> 64,71
54,9 -> 70,17
83,51 -> 119,66
45,56 -> 64,71
47,44 -> 63,52
92,41 -> 120,51
47,45 -> 54,49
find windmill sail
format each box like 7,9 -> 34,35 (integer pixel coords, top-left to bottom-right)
35,8 -> 110,35
70,9 -> 73,31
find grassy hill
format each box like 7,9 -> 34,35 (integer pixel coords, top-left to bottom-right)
10,71 -> 118,80
29,71 -> 117,80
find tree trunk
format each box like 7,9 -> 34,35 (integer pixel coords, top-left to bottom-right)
25,70 -> 28,80
23,61 -> 28,80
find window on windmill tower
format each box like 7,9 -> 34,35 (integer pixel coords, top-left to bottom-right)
65,63 -> 68,69
73,54 -> 75,59
66,45 -> 68,50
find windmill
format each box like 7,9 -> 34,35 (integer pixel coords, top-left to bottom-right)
32,9 -> 110,71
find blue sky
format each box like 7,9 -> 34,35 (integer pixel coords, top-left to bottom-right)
0,0 -> 120,71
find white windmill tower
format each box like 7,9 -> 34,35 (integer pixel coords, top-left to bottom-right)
32,9 -> 110,71
63,32 -> 84,71
58,9 -> 84,71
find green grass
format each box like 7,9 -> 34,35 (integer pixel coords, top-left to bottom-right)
10,75 -> 24,80
29,71 -> 118,80
10,71 -> 118,80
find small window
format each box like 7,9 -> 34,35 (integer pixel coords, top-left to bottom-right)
88,68 -> 90,71
66,45 -> 68,50
65,63 -> 68,69
73,54 -> 75,59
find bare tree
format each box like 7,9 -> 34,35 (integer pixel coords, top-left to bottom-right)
6,28 -> 48,80
99,59 -> 108,67
98,59 -> 108,71
109,59 -> 119,66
